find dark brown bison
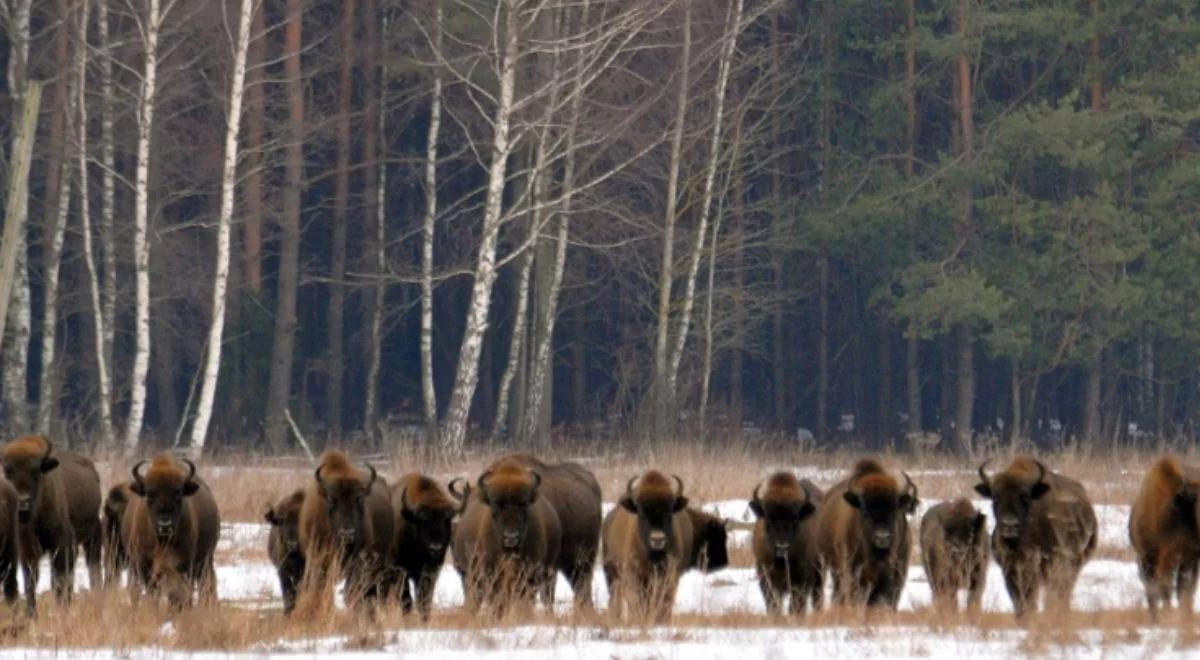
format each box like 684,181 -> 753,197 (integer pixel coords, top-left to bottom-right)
451,457 -> 562,616
0,474 -> 17,605
506,454 -> 602,611
1129,456 -> 1200,618
920,498 -> 988,612
1,434 -> 102,612
390,473 -> 467,619
814,459 -> 918,609
684,507 -> 731,573
298,450 -> 393,611
122,455 -> 221,608
102,481 -> 135,588
750,473 -> 823,615
601,471 -> 693,622
975,457 -> 1097,617
266,488 -> 306,615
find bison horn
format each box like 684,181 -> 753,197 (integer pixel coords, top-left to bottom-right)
977,459 -> 992,489
672,474 -> 685,498
625,475 -> 638,498
364,464 -> 378,490
131,460 -> 148,487
752,483 -> 763,504
477,469 -> 493,492
314,464 -> 325,487
902,471 -> 918,499
41,437 -> 53,463
181,458 -> 197,484
399,485 -> 411,513
530,470 -> 542,491
1033,460 -> 1047,485
448,477 -> 468,502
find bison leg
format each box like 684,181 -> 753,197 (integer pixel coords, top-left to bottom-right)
198,558 -> 218,606
415,568 -> 439,621
758,573 -> 782,616
1,558 -> 14,605
20,555 -> 37,615
51,544 -> 76,603
83,531 -> 103,593
565,563 -> 595,613
1003,566 -> 1036,619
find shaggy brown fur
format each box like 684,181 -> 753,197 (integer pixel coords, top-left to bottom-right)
601,470 -> 693,623
750,473 -> 822,615
451,457 -> 562,617
266,489 -> 306,615
102,481 -> 134,588
390,473 -> 466,619
814,459 -> 918,610
506,454 -> 603,612
1129,456 -> 1200,618
122,454 -> 221,608
299,450 -> 393,612
976,456 -> 1097,618
0,474 -> 16,605
920,498 -> 988,612
684,507 -> 730,573
2,434 -> 102,613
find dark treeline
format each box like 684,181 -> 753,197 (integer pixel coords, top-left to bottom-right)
0,0 -> 1198,455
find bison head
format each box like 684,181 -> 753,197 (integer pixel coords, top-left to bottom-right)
620,471 -> 688,559
975,459 -> 1049,544
398,477 -> 467,556
315,461 -> 377,551
2,435 -> 59,523
131,457 -> 201,540
750,475 -> 816,559
843,471 -> 917,558
478,466 -> 542,552
266,490 -> 305,554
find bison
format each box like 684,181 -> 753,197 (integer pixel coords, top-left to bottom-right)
390,473 -> 467,619
0,474 -> 16,605
451,456 -> 562,616
1129,456 -> 1200,618
684,507 -> 731,573
266,489 -> 306,615
920,498 -> 988,613
814,459 -> 918,610
506,454 -> 603,611
750,473 -> 823,615
298,450 -> 393,612
601,471 -> 693,622
122,455 -> 221,608
975,457 -> 1097,618
102,481 -> 135,588
1,434 -> 102,612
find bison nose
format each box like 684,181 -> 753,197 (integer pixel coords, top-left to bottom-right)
337,527 -> 358,543
647,530 -> 668,551
428,541 -> 446,553
501,531 -> 521,549
871,530 -> 892,549
155,519 -> 174,536
15,495 -> 30,512
773,542 -> 791,557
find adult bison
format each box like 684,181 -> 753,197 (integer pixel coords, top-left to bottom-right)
684,507 -> 730,573
814,459 -> 917,610
266,489 -> 306,615
975,457 -> 1097,618
299,450 -> 393,612
451,456 -> 561,617
920,498 -> 988,613
1,434 -> 102,612
0,474 -> 16,605
506,454 -> 602,611
1129,456 -> 1200,618
601,471 -> 693,622
750,472 -> 823,615
102,481 -> 135,588
390,473 -> 467,619
122,455 -> 221,608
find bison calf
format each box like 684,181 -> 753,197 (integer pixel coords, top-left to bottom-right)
601,471 -> 693,622
814,459 -> 918,610
976,457 -> 1096,618
123,455 -> 221,608
266,489 -> 306,615
2,435 -> 102,613
920,498 -> 987,613
1130,456 -> 1200,618
750,473 -> 822,615
102,482 -> 135,588
390,473 -> 467,619
685,507 -> 730,574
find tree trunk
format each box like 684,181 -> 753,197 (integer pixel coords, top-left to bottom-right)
188,0 -> 253,458
492,234 -> 535,442
903,0 -> 921,436
97,0 -> 118,386
440,1 -> 521,457
1082,346 -> 1102,442
242,0 -> 266,294
125,0 -> 162,454
951,0 -> 975,456
816,252 -> 829,442
325,0 -> 356,439
954,326 -> 974,453
769,11 -> 788,431
264,0 -> 305,451
878,315 -> 892,441
728,162 -> 745,424
362,0 -> 384,441
1009,361 -> 1021,444
651,0 -> 691,438
906,325 -> 921,434
419,0 -> 443,445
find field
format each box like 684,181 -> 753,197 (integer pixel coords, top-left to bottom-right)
3,441 -> 1198,659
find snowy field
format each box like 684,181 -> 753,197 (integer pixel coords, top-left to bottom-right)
4,495 -> 1191,658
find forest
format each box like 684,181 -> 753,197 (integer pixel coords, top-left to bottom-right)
0,0 -> 1197,457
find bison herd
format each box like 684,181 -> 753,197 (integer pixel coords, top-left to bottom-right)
2,435 -> 1200,625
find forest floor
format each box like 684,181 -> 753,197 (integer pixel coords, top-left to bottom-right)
2,443 -> 1195,658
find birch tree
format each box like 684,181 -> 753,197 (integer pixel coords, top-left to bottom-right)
125,0 -> 165,453
97,0 -> 118,404
362,0 -> 385,441
419,0 -> 443,445
187,0 -> 255,458
326,0 -> 356,438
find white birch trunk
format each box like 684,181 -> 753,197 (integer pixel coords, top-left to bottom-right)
97,0 -> 117,394
440,0 -> 520,457
125,0 -> 162,454
363,11 -> 388,442
492,240 -> 534,442
2,0 -> 33,434
188,0 -> 254,458
665,0 -> 742,397
651,0 -> 691,435
420,0 -> 443,445
75,0 -> 114,445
